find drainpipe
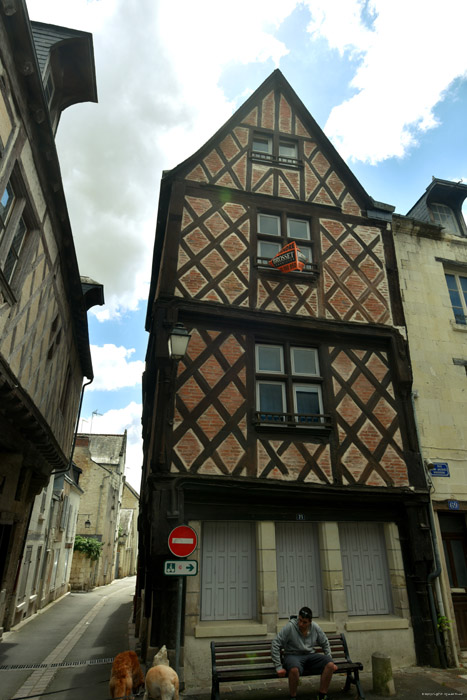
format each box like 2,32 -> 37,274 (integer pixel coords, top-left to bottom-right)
51,377 -> 93,475
411,392 -> 449,667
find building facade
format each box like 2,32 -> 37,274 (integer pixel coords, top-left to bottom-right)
11,465 -> 83,627
393,179 -> 467,665
0,2 -> 102,634
70,433 -> 127,590
116,481 -> 139,579
139,70 -> 438,686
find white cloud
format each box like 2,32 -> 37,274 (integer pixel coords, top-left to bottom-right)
80,402 -> 143,491
27,0 -> 296,320
88,344 -> 145,391
26,0 -> 467,315
304,0 -> 467,163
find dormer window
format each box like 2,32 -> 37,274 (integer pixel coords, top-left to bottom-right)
431,203 -> 460,235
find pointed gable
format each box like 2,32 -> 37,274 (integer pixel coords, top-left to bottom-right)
167,69 -> 373,214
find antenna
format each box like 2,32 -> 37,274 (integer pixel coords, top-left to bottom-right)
90,409 -> 103,433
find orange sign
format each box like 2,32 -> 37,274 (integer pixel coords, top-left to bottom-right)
268,241 -> 306,273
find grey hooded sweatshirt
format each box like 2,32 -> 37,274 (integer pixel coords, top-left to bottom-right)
271,618 -> 332,671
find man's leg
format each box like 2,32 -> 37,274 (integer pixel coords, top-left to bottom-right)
288,666 -> 300,698
318,661 -> 338,695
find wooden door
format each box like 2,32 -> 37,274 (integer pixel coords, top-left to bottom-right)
439,513 -> 467,649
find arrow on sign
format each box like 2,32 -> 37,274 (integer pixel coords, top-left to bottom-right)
164,560 -> 198,576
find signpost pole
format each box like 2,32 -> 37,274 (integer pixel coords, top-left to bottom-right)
175,575 -> 183,676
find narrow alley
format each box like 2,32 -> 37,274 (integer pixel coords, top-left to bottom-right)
0,577 -> 136,700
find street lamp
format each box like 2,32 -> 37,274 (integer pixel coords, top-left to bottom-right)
83,515 -> 91,528
168,322 -> 191,361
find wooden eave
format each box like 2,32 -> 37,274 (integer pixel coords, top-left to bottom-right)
31,21 -> 98,110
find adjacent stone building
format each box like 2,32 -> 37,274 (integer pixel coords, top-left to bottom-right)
10,465 -> 83,626
138,69 -> 436,687
70,433 -> 127,590
393,178 -> 467,664
116,481 -> 139,579
0,1 -> 102,634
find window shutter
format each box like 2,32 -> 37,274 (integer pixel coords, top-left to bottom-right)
201,521 -> 256,621
340,522 -> 392,615
276,522 -> 323,618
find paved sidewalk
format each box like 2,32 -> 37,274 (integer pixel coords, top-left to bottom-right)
180,665 -> 467,700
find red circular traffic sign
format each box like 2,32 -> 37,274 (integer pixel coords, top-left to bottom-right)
168,525 -> 198,558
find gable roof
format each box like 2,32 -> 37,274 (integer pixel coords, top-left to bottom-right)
146,69 -> 392,328
165,69 -> 373,206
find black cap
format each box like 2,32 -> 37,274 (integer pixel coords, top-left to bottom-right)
298,607 -> 312,619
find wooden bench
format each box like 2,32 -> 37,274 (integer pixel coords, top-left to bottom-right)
211,633 -> 365,700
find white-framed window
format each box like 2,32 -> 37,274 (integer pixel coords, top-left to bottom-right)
251,132 -> 299,165
257,212 -> 313,270
445,272 -> 467,325
255,343 -> 325,426
279,139 -> 298,159
340,522 -> 393,616
431,203 -> 460,235
51,549 -> 60,590
201,521 -> 257,621
252,133 -> 272,155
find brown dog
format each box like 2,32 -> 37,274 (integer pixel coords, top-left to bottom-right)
144,645 -> 179,700
109,650 -> 145,699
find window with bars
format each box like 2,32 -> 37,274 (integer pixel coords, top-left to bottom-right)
445,272 -> 467,325
254,343 -> 328,426
256,212 -> 317,274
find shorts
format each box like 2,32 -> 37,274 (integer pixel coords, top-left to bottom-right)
283,652 -> 332,675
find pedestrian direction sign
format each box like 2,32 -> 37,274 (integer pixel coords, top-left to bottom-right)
164,560 -> 198,576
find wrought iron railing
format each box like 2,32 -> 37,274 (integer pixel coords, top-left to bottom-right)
256,257 -> 318,275
250,150 -> 302,169
253,411 -> 332,428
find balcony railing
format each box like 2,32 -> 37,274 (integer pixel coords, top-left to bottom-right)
250,150 -> 303,169
253,411 -> 332,428
256,257 -> 319,276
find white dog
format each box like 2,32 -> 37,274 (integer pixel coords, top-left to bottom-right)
144,645 -> 179,700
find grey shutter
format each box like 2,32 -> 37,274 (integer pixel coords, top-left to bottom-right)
276,522 -> 323,618
201,521 -> 256,621
340,522 -> 392,615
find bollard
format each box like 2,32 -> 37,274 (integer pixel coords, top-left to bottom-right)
372,652 -> 395,696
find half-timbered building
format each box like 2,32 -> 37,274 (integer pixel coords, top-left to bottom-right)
139,70 -> 437,686
0,2 -> 101,635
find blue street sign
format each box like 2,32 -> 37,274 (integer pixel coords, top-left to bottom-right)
429,462 -> 450,477
448,500 -> 460,511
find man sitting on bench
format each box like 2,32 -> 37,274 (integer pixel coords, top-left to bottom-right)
271,606 -> 338,700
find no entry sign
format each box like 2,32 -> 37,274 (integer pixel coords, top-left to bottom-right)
168,525 -> 198,558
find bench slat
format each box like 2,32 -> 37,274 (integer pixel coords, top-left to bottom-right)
211,633 -> 364,700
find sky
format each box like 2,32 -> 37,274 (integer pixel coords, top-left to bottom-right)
26,0 -> 467,491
